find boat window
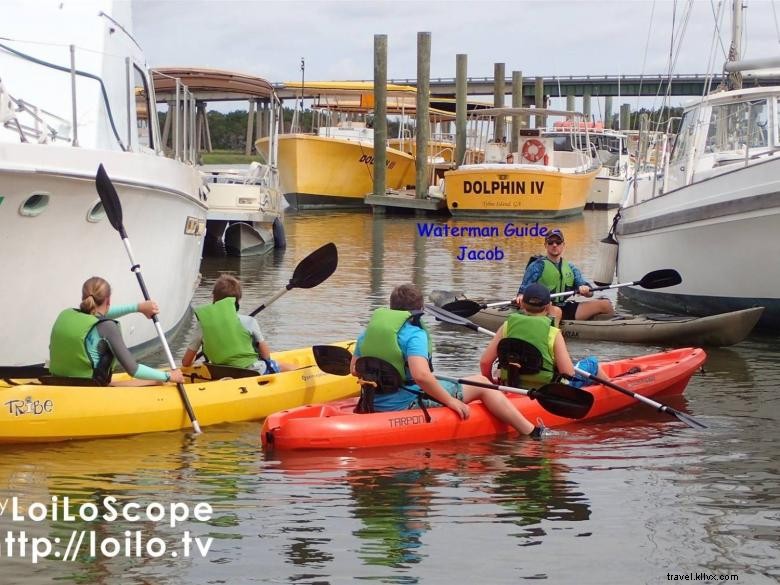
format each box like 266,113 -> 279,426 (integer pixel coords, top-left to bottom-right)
775,97 -> 780,147
87,200 -> 106,222
134,65 -> 153,150
19,193 -> 50,217
669,111 -> 696,164
552,136 -> 573,151
704,99 -> 768,154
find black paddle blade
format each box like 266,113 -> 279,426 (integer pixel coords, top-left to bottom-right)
440,299 -> 485,317
671,409 -> 708,429
530,383 -> 594,419
312,344 -> 352,376
95,164 -> 125,236
638,269 -> 682,289
289,242 -> 338,290
424,303 -> 475,328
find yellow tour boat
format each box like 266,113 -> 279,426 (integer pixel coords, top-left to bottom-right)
256,81 -> 419,209
441,107 -> 601,218
0,341 -> 358,444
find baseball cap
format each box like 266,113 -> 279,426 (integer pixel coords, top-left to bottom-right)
523,283 -> 551,307
545,229 -> 564,243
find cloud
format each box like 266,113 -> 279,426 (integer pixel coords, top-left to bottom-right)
131,0 -> 780,99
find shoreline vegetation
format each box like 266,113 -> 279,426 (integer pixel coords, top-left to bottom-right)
200,150 -> 260,164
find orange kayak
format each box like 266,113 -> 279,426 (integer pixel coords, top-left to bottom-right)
262,347 -> 706,450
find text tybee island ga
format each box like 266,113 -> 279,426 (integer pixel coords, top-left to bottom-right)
416,222 -> 552,262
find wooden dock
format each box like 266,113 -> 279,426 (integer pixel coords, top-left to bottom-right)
365,189 -> 448,215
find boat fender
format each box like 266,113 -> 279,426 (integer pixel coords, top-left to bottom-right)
522,139 -> 546,163
272,216 -> 287,249
592,211 -> 620,286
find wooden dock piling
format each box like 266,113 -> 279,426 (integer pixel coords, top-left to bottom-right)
373,34 -> 387,198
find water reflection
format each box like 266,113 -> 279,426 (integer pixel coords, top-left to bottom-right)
272,439 -> 592,576
0,427 -> 261,584
350,467 -> 431,569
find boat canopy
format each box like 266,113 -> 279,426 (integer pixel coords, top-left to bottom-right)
152,67 -> 275,101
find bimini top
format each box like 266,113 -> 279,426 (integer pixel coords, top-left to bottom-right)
281,80 -> 492,119
281,80 -> 417,95
152,67 -> 275,101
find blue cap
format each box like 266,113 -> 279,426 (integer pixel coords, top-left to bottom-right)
523,283 -> 551,307
545,229 -> 564,243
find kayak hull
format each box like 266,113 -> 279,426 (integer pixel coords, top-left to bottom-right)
262,347 -> 706,450
0,341 -> 359,443
430,290 -> 763,346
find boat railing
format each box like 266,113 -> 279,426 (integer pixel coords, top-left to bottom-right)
0,85 -> 73,144
0,40 -> 127,150
1,39 -> 200,165
151,70 -> 199,165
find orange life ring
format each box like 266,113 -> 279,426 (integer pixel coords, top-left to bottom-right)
521,139 -> 546,163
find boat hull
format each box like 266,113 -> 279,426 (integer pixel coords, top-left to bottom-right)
444,165 -> 598,218
262,348 -> 707,450
223,221 -> 274,256
200,168 -> 285,255
0,341 -> 359,443
587,174 -> 626,209
617,106 -> 780,331
258,134 -> 415,209
0,144 -> 207,367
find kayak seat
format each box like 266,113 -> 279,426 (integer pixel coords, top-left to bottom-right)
39,375 -> 101,387
203,363 -> 260,380
497,338 -> 543,388
353,356 -> 403,414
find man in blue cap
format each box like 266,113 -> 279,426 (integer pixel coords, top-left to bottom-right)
514,229 -> 614,324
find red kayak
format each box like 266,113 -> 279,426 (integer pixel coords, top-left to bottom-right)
261,347 -> 706,450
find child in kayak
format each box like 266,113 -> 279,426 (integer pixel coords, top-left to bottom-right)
49,276 -> 184,386
353,283 -> 553,439
182,274 -> 291,374
482,283 -> 604,389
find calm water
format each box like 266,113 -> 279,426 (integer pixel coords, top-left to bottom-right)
1,210 -> 778,584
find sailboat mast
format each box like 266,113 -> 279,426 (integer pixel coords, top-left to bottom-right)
728,0 -> 744,89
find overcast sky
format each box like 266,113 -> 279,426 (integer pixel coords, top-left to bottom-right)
132,0 -> 780,110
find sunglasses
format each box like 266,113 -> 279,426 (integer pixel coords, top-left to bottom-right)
545,239 -> 563,245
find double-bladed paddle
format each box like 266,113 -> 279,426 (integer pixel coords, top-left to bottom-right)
248,242 -> 338,317
311,344 -> 594,420
423,302 -> 707,430
95,164 -> 202,434
567,368 -> 707,429
441,269 -> 683,317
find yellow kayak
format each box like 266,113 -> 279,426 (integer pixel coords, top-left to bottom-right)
0,341 -> 358,443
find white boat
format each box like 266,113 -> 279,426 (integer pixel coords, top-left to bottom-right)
200,163 -> 286,256
615,1 -> 779,330
545,122 -> 632,209
151,67 -> 287,255
0,1 -> 207,367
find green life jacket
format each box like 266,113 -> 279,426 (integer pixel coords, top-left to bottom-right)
49,308 -> 115,380
501,313 -> 558,387
194,297 -> 258,368
538,257 -> 575,305
359,308 -> 432,384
